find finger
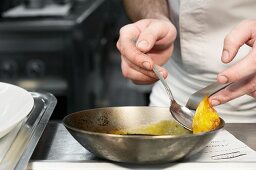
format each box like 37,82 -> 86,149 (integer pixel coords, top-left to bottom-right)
117,24 -> 154,70
217,48 -> 256,84
136,20 -> 176,53
132,79 -> 158,85
248,90 -> 256,98
221,20 -> 256,63
147,43 -> 174,66
122,55 -> 168,79
121,57 -> 158,84
116,40 -> 120,50
121,55 -> 168,79
210,74 -> 256,106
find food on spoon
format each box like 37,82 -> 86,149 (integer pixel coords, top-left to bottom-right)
192,96 -> 220,134
111,120 -> 190,136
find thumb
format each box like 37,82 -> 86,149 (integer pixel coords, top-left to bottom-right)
136,26 -> 158,53
136,20 -> 175,53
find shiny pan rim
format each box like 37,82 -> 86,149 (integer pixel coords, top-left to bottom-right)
63,106 -> 225,139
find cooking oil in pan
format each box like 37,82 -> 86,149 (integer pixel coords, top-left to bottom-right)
111,120 -> 190,136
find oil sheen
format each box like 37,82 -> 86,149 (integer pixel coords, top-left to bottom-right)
111,120 -> 190,136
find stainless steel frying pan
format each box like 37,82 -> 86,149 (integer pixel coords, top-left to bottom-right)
63,106 -> 224,164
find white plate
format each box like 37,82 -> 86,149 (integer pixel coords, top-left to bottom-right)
0,82 -> 34,138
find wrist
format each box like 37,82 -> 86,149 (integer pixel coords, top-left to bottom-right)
145,13 -> 170,22
124,0 -> 170,22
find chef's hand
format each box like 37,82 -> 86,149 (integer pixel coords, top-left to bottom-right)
210,19 -> 256,106
116,18 -> 176,84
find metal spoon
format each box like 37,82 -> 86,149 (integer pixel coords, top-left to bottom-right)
153,65 -> 194,131
153,65 -> 231,131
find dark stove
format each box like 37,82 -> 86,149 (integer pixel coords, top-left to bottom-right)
0,0 -> 112,119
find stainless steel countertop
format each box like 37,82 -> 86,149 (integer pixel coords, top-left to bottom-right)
30,121 -> 99,162
28,122 -> 256,169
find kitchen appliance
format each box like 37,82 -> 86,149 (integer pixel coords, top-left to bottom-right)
0,0 -> 20,14
0,0 -> 112,119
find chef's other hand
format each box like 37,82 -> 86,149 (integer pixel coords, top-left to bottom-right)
210,19 -> 256,106
116,18 -> 176,84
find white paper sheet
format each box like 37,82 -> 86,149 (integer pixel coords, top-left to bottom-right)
188,130 -> 256,162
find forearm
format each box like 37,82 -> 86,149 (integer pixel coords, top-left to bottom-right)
123,0 -> 170,21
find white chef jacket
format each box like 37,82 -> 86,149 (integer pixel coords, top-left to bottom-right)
150,0 -> 256,123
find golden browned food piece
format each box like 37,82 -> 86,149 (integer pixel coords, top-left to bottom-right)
192,96 -> 220,134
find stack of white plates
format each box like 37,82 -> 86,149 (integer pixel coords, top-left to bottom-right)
0,82 -> 34,139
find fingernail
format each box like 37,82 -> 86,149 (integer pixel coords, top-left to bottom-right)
137,40 -> 149,49
222,50 -> 229,63
218,75 -> 229,83
160,71 -> 165,78
211,99 -> 220,106
142,61 -> 151,70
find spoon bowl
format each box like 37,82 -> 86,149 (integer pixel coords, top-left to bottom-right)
169,100 -> 194,131
153,65 -> 194,131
